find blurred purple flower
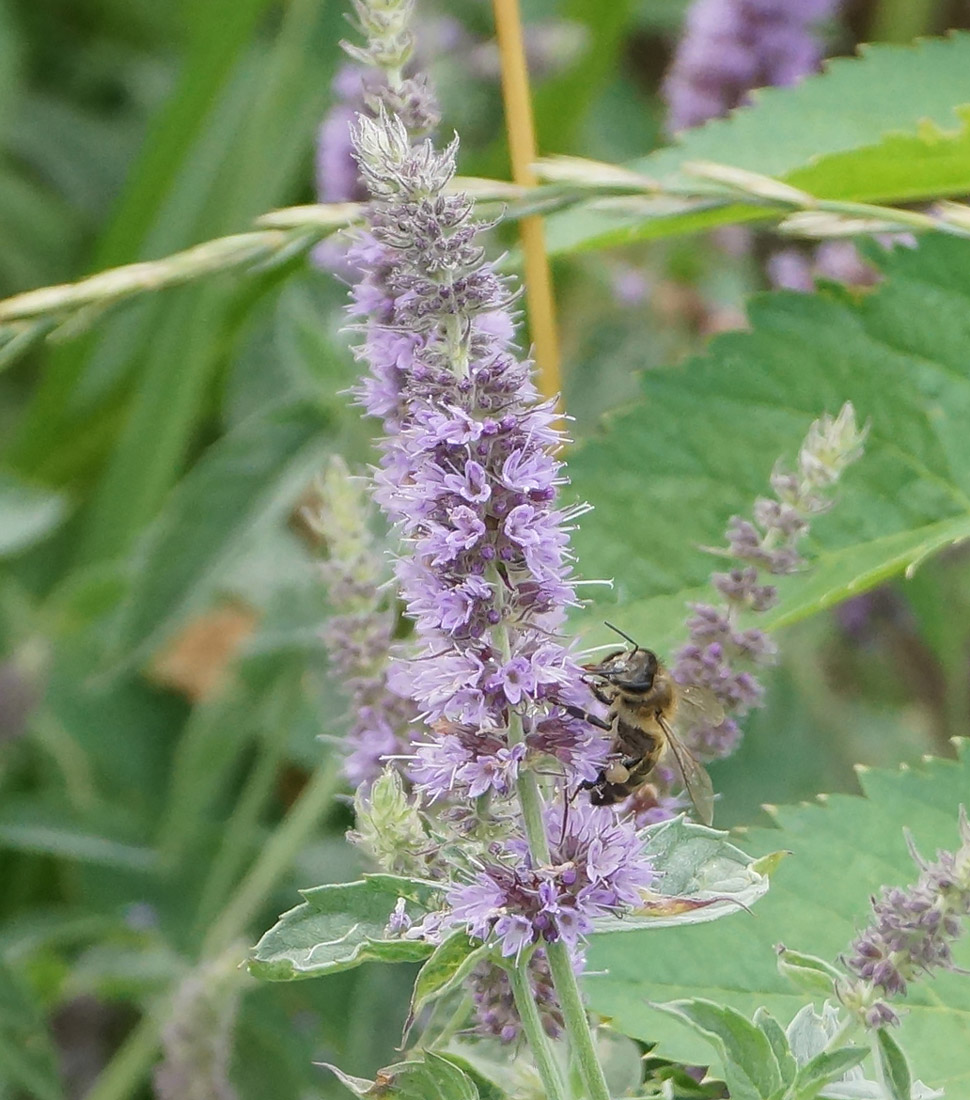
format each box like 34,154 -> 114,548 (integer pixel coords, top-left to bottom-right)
305,457 -> 418,790
663,0 -> 842,133
768,235 -> 919,294
469,954 -> 563,1042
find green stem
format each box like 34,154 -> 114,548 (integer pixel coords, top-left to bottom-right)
203,758 -> 341,956
545,939 -> 612,1100
869,1031 -> 892,1100
80,1014 -> 161,1100
507,955 -> 570,1100
191,685 -> 294,939
497,601 -> 611,1100
512,773 -> 612,1100
822,1010 -> 861,1054
84,758 -> 342,1100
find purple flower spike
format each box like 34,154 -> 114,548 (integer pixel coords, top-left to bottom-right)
674,403 -> 865,761
347,107 -> 610,796
340,2 -> 659,1001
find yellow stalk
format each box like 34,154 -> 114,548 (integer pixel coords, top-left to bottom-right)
492,0 -> 562,409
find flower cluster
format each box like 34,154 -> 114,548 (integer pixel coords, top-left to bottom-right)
316,62 -> 440,207
313,0 -> 440,273
674,402 -> 866,760
348,110 -> 607,803
469,954 -> 563,1043
448,801 -> 654,960
306,456 -> 417,789
663,0 -> 842,133
315,10 -> 585,219
841,808 -> 970,1029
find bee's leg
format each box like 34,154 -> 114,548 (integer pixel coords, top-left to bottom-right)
583,681 -> 614,707
559,782 -> 580,846
562,704 -> 612,731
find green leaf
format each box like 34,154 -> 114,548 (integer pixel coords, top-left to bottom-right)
0,804 -> 156,872
108,400 -> 332,667
876,1030 -> 913,1100
753,1008 -> 797,1089
791,1048 -> 868,1100
13,0 -> 345,561
408,932 -> 484,1027
569,233 -> 970,651
775,948 -> 845,996
249,875 -> 443,981
591,817 -> 781,933
323,1053 -> 479,1100
546,35 -> 970,252
582,744 -> 970,1093
0,958 -> 63,1100
653,999 -> 782,1100
432,1054 -> 509,1100
0,472 -> 69,556
319,1065 -> 375,1098
785,1003 -> 841,1068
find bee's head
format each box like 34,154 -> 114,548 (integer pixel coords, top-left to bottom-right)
584,646 -> 658,693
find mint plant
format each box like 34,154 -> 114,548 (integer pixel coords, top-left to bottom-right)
4,2 -> 970,1099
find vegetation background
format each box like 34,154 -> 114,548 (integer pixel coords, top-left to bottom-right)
2,0 -> 970,1097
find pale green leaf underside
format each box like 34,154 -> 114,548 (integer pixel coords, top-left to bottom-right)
0,471 -> 70,556
249,875 -> 441,980
569,234 -> 970,649
584,743 -> 970,1092
546,35 -> 970,252
591,817 -> 779,933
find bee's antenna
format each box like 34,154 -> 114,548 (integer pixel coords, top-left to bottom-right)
604,621 -> 640,648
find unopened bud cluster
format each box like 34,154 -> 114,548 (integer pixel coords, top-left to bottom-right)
307,457 -> 417,789
841,808 -> 970,1029
351,769 -> 430,877
342,0 -> 416,73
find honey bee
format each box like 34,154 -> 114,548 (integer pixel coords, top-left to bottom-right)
573,624 -> 721,826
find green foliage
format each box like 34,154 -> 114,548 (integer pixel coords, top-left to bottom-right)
583,744 -> 970,1092
108,399 -> 334,668
325,1051 -> 480,1100
569,233 -> 970,652
654,999 -> 785,1100
546,34 -> 970,252
408,932 -> 484,1028
0,957 -> 63,1100
875,1029 -> 913,1100
654,999 -> 871,1100
0,472 -> 69,556
249,876 -> 442,981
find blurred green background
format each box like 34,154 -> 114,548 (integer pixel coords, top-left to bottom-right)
2,0 -> 969,1097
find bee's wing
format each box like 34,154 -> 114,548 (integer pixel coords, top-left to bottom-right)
657,714 -> 715,827
675,683 -> 725,731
